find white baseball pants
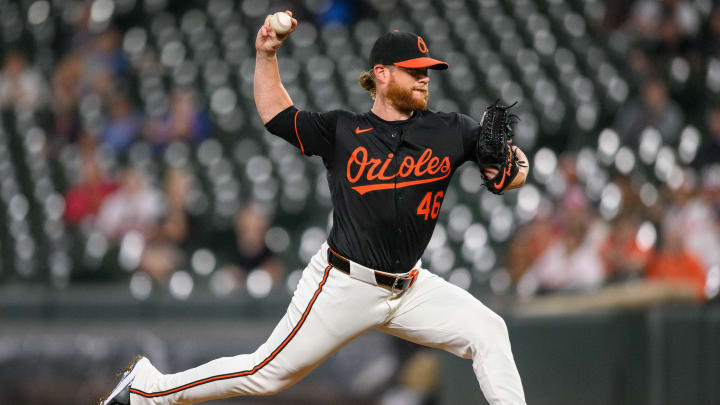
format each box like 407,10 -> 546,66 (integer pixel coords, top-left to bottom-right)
128,243 -> 526,404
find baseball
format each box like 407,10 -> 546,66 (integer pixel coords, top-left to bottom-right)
270,12 -> 292,35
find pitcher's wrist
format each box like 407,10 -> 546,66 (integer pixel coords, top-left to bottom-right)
256,50 -> 277,60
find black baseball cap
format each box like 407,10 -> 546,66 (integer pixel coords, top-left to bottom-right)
369,31 -> 449,70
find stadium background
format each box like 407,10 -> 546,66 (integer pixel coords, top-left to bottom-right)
0,0 -> 719,404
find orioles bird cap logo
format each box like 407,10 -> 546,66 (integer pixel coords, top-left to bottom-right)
417,36 -> 428,53
355,126 -> 373,134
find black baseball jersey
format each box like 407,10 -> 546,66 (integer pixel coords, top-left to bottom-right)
265,106 -> 481,273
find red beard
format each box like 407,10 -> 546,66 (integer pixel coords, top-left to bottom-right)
386,77 -> 428,113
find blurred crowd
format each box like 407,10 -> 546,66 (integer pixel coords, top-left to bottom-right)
509,160 -> 720,303
0,0 -> 718,312
0,1 -> 286,294
508,0 -> 720,307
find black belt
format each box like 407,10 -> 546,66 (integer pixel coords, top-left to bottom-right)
327,248 -> 419,292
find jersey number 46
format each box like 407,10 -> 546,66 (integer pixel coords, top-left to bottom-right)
417,191 -> 444,221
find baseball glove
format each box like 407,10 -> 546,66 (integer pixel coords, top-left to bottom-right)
475,100 -> 522,194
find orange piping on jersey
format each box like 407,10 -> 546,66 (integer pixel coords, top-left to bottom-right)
129,265 -> 333,398
294,109 -> 305,155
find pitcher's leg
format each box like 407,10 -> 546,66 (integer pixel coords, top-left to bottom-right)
378,271 -> 526,405
129,257 -> 387,405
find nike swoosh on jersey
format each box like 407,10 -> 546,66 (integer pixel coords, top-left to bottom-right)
355,126 -> 373,134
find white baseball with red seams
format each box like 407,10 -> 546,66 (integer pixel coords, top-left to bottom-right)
270,12 -> 291,35
127,243 -> 526,404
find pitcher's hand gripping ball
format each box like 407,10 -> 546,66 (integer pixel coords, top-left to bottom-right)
476,100 -> 524,194
270,12 -> 292,35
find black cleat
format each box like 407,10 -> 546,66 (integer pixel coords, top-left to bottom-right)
99,356 -> 149,405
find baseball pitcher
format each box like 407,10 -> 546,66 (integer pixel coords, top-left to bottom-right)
101,11 -> 529,405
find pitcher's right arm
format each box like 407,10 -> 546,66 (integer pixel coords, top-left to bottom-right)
254,11 -> 297,125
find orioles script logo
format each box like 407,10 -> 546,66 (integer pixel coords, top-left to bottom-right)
346,147 -> 451,195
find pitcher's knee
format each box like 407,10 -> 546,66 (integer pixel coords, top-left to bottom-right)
243,367 -> 301,396
489,312 -> 509,338
237,375 -> 285,396
466,309 -> 510,350
258,379 -> 290,396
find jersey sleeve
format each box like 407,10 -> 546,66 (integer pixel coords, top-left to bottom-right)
458,113 -> 481,165
264,106 -> 339,159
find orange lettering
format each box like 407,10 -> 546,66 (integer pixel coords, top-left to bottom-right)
366,158 -> 384,180
347,147 -> 368,183
440,157 -> 451,173
427,156 -> 440,174
399,156 -> 415,177
377,154 -> 398,180
417,192 -> 432,220
414,149 -> 433,177
352,173 -> 451,195
345,146 -> 453,194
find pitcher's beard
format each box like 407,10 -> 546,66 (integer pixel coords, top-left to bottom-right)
386,79 -> 428,113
